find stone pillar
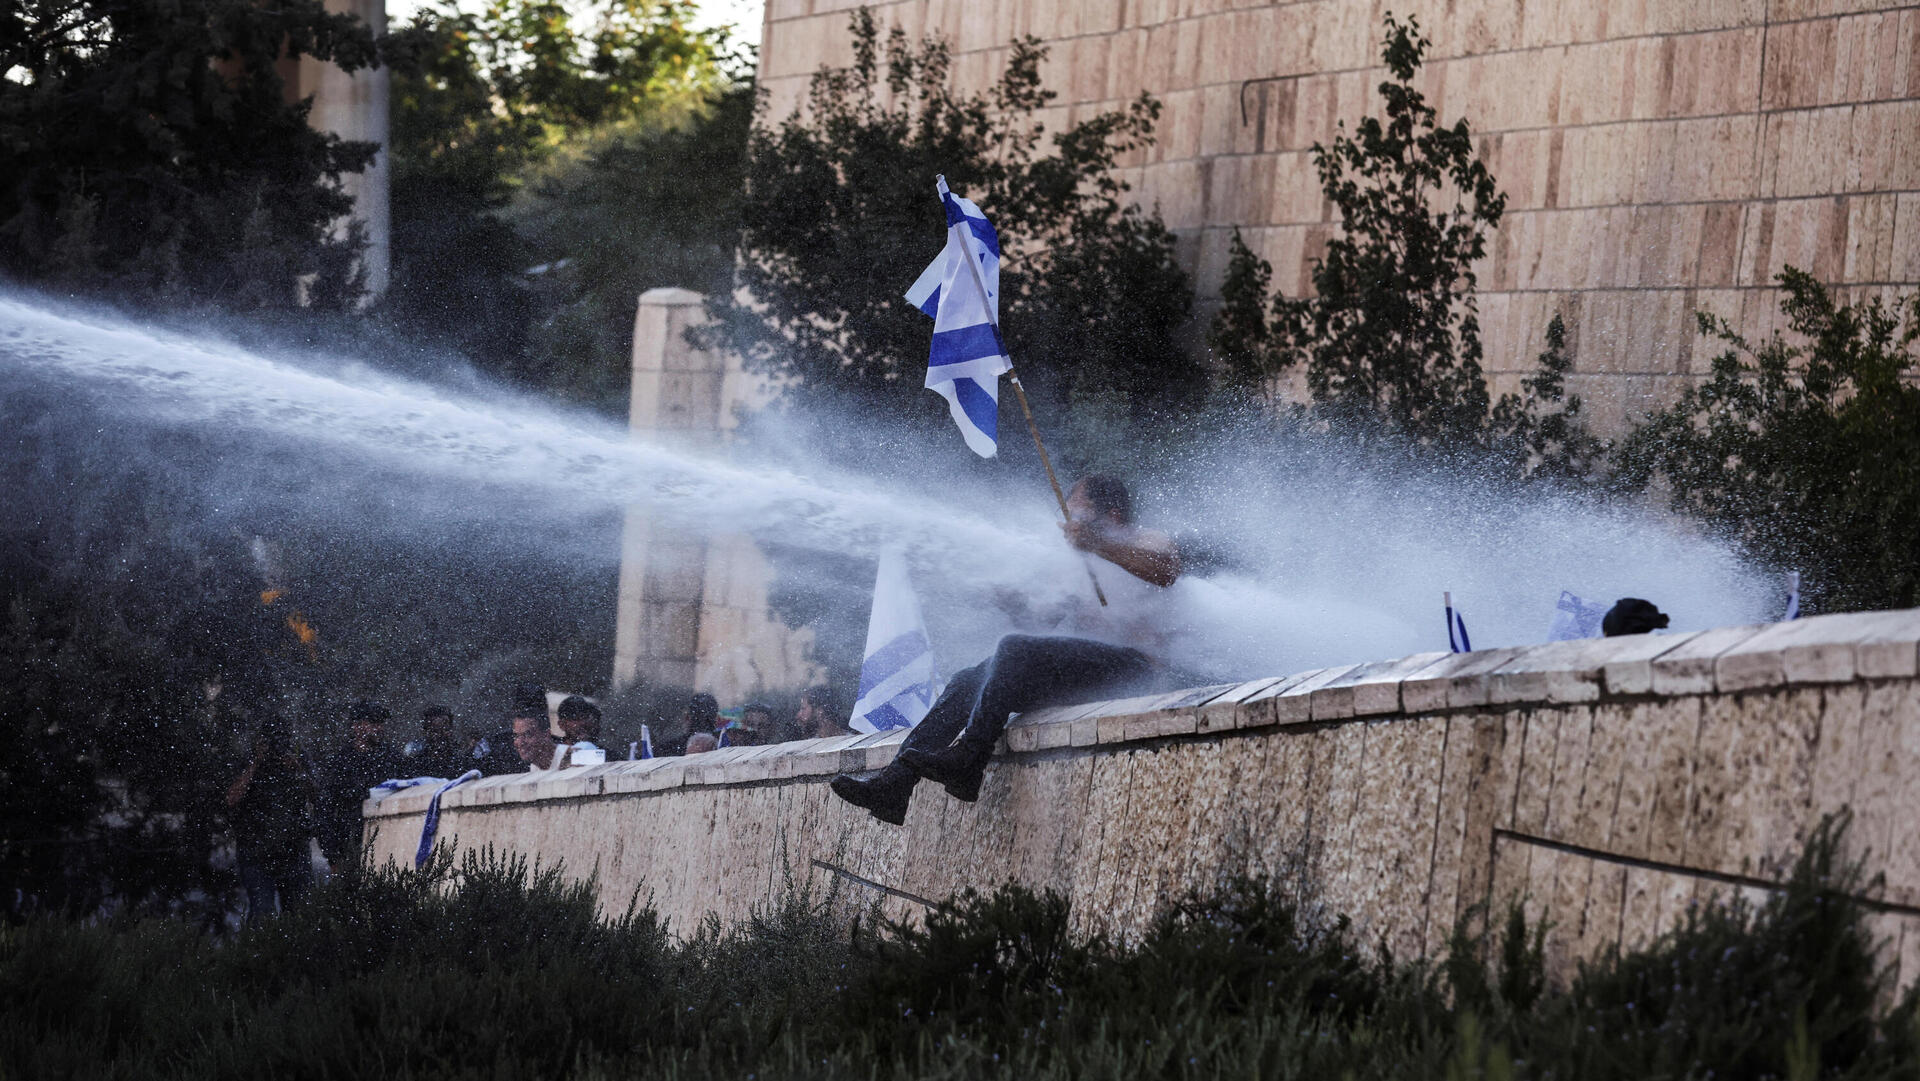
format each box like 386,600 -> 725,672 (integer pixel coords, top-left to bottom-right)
613,289 -> 723,693
612,289 -> 826,699
288,0 -> 390,299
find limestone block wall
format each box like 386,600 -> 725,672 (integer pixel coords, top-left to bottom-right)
757,0 -> 1920,431
370,606 -> 1920,987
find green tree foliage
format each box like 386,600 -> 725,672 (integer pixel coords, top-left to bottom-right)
506,79 -> 754,409
1617,269 -> 1920,613
700,9 -> 1196,437
1487,313 -> 1606,482
1208,14 -> 1507,445
1208,15 -> 1602,482
1,0 -> 380,308
381,0 -> 729,390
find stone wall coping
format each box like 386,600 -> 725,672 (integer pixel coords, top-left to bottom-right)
365,607 -> 1920,820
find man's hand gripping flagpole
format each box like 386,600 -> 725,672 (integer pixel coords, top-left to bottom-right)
930,176 -> 1107,606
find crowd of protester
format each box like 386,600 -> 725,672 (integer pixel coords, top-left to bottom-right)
221,679 -> 855,921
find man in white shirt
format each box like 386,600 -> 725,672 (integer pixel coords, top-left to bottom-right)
831,475 -> 1187,826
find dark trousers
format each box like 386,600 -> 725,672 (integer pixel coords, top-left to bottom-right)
236,846 -> 311,924
897,634 -> 1161,769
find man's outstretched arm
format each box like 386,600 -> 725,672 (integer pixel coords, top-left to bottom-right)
1060,520 -> 1182,588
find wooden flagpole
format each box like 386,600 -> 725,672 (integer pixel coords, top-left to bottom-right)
941,176 -> 1107,606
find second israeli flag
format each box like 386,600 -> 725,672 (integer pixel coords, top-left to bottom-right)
851,547 -> 940,733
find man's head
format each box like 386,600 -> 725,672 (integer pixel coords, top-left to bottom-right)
511,713 -> 556,768
796,685 -> 847,736
741,702 -> 774,740
684,732 -> 719,755
1066,475 -> 1132,525
421,705 -> 455,744
347,700 -> 392,750
683,692 -> 719,734
556,695 -> 601,744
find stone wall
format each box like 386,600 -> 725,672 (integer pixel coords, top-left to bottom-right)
757,0 -> 1920,431
369,606 -> 1920,988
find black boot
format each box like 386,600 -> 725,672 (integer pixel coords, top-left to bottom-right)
896,743 -> 986,803
829,762 -> 914,825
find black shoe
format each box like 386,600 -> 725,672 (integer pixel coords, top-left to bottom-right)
830,773 -> 910,825
896,746 -> 984,803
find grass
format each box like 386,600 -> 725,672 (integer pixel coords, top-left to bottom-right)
3,818 -> 1918,1080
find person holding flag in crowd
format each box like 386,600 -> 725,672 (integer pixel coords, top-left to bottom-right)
830,178 -> 1212,826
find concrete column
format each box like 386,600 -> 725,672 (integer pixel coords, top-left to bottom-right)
291,0 -> 390,299
611,288 -> 825,700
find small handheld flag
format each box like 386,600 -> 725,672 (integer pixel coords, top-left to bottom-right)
851,547 -> 940,733
1445,591 -> 1472,653
1547,590 -> 1609,641
639,724 -> 654,760
904,176 -> 1013,457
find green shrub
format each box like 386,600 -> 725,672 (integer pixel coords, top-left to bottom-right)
3,823 -> 1916,1080
1616,268 -> 1920,613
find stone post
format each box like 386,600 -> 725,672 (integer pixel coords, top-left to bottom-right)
288,0 -> 390,298
611,289 -> 823,700
613,289 -> 723,693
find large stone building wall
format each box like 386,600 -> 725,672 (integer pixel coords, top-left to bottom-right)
370,606 -> 1920,990
758,0 -> 1920,431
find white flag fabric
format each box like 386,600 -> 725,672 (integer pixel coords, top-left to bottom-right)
903,175 -> 1012,457
1547,590 -> 1609,641
850,547 -> 940,733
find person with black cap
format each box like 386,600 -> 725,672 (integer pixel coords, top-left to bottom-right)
315,699 -> 406,874
1603,598 -> 1671,637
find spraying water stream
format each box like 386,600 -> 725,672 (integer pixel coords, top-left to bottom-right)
1,293 -> 1770,679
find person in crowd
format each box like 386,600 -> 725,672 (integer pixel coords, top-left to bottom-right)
718,705 -> 768,747
556,695 -> 602,748
1603,598 -> 1670,636
471,726 -> 524,776
408,704 -> 467,779
225,714 -> 317,922
832,475 -> 1190,825
684,732 -> 719,755
555,694 -> 607,764
794,685 -> 851,740
316,700 -> 407,873
740,703 -> 777,745
679,692 -> 719,753
512,709 -> 565,771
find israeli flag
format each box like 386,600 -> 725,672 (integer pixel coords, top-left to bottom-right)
1444,591 -> 1472,653
903,176 -> 1013,457
1547,590 -> 1609,641
851,547 -> 940,733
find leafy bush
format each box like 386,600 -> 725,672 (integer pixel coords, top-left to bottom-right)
1617,268 -> 1920,613
5,823 -> 1917,1080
